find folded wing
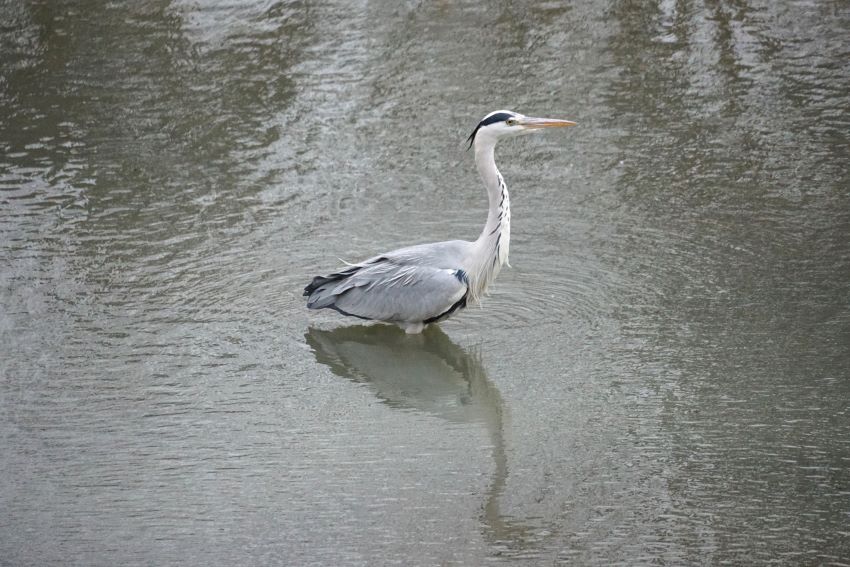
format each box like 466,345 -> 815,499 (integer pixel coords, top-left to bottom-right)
304,255 -> 469,324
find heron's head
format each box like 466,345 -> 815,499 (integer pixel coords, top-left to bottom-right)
467,110 -> 576,149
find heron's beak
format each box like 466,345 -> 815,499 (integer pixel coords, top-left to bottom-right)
518,116 -> 577,130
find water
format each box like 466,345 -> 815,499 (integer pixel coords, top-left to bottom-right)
1,1 -> 849,565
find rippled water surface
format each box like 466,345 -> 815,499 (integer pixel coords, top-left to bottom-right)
2,1 -> 849,565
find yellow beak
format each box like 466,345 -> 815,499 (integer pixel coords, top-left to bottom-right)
518,117 -> 577,129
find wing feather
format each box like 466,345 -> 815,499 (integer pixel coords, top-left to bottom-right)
305,247 -> 470,324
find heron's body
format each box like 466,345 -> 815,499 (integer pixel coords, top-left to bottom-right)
304,110 -> 575,333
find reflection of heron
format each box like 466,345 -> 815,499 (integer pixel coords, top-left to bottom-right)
304,111 -> 576,334
305,324 -> 536,550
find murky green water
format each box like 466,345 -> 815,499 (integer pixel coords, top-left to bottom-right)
2,1 -> 849,565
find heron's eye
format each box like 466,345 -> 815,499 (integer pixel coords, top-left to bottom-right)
506,118 -> 517,126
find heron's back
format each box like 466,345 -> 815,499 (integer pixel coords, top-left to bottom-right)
304,239 -> 475,330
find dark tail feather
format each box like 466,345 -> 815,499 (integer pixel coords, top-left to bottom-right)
303,265 -> 363,309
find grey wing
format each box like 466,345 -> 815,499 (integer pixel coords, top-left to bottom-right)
304,256 -> 469,324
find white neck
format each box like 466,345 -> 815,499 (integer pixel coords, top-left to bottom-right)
468,138 -> 511,303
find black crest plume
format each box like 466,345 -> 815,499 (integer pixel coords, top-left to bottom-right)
466,111 -> 515,150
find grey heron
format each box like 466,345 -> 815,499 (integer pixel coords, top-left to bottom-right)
304,110 -> 576,334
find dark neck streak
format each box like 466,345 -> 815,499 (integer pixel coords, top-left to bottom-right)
470,141 -> 511,303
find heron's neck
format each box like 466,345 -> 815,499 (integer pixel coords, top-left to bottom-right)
469,140 -> 510,303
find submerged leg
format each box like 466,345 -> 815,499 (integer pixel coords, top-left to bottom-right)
402,321 -> 425,334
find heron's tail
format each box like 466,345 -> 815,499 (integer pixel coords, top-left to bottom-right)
303,265 -> 362,310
